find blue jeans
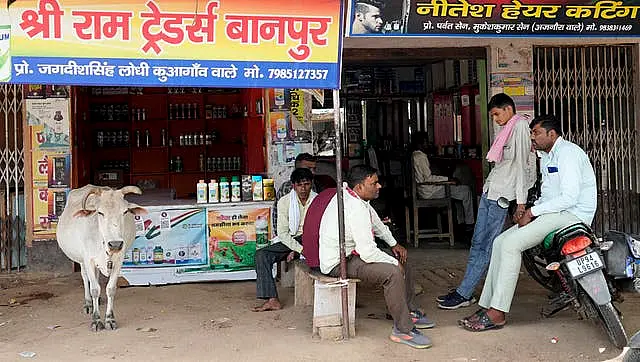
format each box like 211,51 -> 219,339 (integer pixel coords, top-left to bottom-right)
456,193 -> 508,299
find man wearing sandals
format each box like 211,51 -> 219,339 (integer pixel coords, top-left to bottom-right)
252,168 -> 317,312
437,93 -> 536,309
319,165 -> 435,349
460,115 -> 596,332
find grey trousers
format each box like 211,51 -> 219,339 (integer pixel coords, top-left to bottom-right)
255,242 -> 292,299
479,211 -> 581,313
429,184 -> 475,225
329,253 -> 418,333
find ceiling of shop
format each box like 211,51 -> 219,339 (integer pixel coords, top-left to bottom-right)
343,47 -> 487,66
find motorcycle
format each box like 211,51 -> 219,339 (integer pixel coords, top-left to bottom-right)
623,330 -> 640,361
497,197 -> 628,349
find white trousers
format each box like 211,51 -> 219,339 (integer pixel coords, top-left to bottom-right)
478,211 -> 581,313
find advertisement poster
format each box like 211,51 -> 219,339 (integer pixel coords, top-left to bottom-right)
47,152 -> 71,188
347,0 -> 640,37
270,111 -> 292,144
27,92 -> 71,237
47,188 -> 69,223
268,88 -> 291,112
289,89 -> 305,124
206,206 -> 271,271
490,72 -> 534,118
32,186 -> 51,233
7,0 -> 343,88
26,98 -> 71,148
123,209 -> 208,268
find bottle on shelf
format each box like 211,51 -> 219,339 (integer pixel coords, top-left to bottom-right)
231,176 -> 241,202
196,179 -> 207,203
135,130 -> 141,148
208,179 -> 219,203
161,129 -> 167,147
96,131 -> 104,148
175,156 -> 183,172
144,129 -> 151,147
199,153 -> 205,172
219,177 -> 230,202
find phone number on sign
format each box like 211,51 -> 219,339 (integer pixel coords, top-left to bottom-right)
268,68 -> 329,80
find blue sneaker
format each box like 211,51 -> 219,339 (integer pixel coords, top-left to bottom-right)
438,291 -> 476,310
436,289 -> 457,303
410,310 -> 436,329
390,326 -> 433,349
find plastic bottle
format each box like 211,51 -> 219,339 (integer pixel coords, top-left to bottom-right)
231,176 -> 241,202
274,88 -> 285,106
0,8 -> 10,83
153,246 -> 164,264
137,246 -> 146,265
146,242 -> 154,264
255,215 -> 269,250
175,156 -> 183,172
208,179 -> 219,203
132,248 -> 140,264
219,177 -> 230,202
196,179 -> 207,203
276,116 -> 287,140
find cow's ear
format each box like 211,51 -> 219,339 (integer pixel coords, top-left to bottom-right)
73,210 -> 95,217
128,203 -> 147,216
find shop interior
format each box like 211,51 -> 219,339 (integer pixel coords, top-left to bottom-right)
339,47 -> 489,235
72,87 -> 267,200
67,45 -> 490,242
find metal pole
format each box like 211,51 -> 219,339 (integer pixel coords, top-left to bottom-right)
332,89 -> 349,340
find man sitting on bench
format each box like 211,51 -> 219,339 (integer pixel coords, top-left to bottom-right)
252,168 -> 316,312
316,165 -> 436,349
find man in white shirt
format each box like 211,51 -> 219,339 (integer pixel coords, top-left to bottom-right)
319,165 -> 434,349
460,115 -> 597,332
252,168 -> 316,312
411,132 -> 474,226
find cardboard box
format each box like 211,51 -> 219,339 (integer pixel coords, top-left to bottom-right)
252,175 -> 263,201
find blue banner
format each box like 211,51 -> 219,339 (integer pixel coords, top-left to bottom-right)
12,57 -> 340,89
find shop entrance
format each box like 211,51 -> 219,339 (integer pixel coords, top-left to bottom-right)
534,45 -> 639,234
340,47 -> 488,239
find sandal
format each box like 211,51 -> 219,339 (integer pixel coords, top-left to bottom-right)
457,308 -> 486,326
461,310 -> 506,332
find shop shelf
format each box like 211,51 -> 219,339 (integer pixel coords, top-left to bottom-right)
131,146 -> 169,151
131,171 -> 167,176
169,171 -> 206,175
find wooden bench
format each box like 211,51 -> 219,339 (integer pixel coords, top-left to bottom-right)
280,259 -> 358,339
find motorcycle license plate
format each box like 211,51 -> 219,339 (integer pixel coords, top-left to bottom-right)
566,252 -> 604,278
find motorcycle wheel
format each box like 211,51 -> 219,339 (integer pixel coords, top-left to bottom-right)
623,348 -> 640,362
579,290 -> 628,349
522,247 -> 562,293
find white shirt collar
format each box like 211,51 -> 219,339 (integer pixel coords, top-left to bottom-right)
536,136 -> 564,158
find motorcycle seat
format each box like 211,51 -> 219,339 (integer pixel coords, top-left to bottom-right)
543,229 -> 560,249
542,223 -> 594,250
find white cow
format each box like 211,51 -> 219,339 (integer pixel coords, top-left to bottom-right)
56,185 -> 146,331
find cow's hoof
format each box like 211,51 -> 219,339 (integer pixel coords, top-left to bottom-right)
105,318 -> 118,330
90,320 -> 105,332
83,303 -> 93,315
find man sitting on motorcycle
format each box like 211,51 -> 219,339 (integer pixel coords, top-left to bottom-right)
460,114 -> 597,332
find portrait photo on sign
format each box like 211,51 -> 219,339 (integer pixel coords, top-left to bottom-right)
350,0 -> 407,35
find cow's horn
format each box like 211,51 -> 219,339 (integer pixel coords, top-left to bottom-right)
81,187 -> 104,211
120,186 -> 142,196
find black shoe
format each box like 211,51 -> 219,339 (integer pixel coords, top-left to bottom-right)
436,289 -> 457,303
